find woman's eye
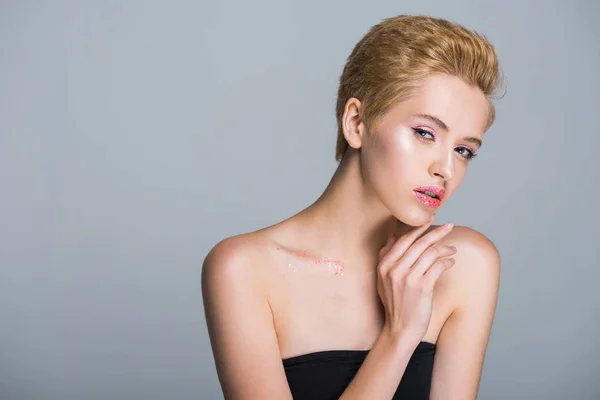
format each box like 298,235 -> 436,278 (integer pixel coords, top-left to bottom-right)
413,128 -> 434,140
455,146 -> 477,161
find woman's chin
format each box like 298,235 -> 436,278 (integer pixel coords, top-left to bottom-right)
394,208 -> 435,228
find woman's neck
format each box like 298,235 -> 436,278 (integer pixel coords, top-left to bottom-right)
280,150 -> 411,268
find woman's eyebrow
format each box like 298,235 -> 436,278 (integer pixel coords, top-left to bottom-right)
464,137 -> 483,148
412,113 -> 449,131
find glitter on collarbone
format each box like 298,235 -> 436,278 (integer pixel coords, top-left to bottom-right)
277,247 -> 344,276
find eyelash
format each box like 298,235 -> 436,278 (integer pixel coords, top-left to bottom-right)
412,128 -> 478,161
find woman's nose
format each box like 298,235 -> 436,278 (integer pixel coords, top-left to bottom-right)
429,152 -> 455,181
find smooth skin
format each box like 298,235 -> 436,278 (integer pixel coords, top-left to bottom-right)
202,73 -> 501,399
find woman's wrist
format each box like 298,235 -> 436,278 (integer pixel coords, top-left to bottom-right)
380,322 -> 424,351
338,323 -> 423,399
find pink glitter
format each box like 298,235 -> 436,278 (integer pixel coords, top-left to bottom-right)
413,191 -> 441,208
277,246 -> 344,276
312,255 -> 345,276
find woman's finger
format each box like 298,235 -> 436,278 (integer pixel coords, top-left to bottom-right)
378,233 -> 397,259
408,245 -> 457,277
395,223 -> 454,271
381,216 -> 436,267
422,258 -> 455,292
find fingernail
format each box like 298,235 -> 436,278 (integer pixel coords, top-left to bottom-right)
442,223 -> 454,231
449,245 -> 457,251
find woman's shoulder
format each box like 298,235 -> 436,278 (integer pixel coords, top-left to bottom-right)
436,225 -> 501,311
440,225 -> 500,262
202,229 -> 278,290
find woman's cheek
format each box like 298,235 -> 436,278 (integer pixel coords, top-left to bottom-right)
387,130 -> 418,169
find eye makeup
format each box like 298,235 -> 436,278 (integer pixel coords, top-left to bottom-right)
412,126 -> 479,161
276,246 -> 345,276
412,127 -> 436,141
455,144 -> 478,160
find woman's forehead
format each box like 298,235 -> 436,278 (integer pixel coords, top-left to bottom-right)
384,75 -> 490,135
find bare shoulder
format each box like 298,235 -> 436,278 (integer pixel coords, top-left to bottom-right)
201,232 -> 294,398
202,232 -> 271,291
445,225 -> 501,269
428,227 -> 501,398
203,234 -> 255,275
437,225 -> 501,309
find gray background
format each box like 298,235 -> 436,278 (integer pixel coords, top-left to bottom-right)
1,0 -> 599,399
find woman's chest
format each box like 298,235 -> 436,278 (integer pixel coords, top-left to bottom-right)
269,272 -> 385,358
268,269 -> 454,359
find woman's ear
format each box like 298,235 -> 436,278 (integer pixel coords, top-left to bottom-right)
341,97 -> 366,151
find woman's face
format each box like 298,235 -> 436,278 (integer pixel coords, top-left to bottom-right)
359,74 -> 490,226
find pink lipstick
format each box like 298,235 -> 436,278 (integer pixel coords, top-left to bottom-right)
413,185 -> 445,208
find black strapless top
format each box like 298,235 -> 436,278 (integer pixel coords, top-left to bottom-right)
283,341 -> 435,400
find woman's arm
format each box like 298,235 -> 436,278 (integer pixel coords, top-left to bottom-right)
340,221 -> 458,399
202,237 -> 293,400
339,325 -> 423,399
430,227 -> 501,399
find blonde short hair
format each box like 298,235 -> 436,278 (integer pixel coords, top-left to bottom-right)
335,15 -> 503,161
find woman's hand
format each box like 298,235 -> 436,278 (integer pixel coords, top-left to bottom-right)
377,216 -> 456,341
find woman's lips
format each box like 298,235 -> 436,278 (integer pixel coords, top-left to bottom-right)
412,186 -> 445,208
413,191 -> 441,208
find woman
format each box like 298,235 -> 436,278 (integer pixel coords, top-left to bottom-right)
202,14 -> 502,400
